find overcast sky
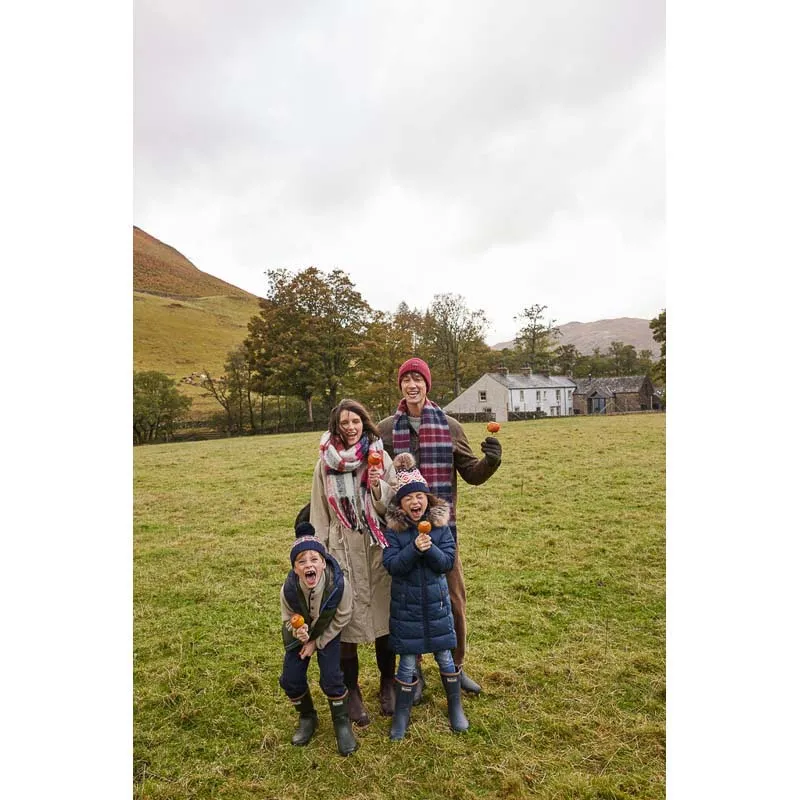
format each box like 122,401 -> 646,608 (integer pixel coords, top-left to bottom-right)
134,0 -> 664,344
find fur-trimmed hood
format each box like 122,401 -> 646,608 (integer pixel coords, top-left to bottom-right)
385,494 -> 451,532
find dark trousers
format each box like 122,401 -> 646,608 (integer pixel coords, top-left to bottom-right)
279,636 -> 346,699
446,544 -> 467,666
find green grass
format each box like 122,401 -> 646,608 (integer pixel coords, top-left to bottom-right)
134,291 -> 261,418
134,414 -> 665,799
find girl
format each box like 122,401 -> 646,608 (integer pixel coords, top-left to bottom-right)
382,453 -> 469,740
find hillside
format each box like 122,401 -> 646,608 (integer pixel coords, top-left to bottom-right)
133,226 -> 255,299
133,226 -> 262,418
491,317 -> 659,356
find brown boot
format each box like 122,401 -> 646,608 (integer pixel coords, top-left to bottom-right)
378,674 -> 395,715
341,656 -> 370,727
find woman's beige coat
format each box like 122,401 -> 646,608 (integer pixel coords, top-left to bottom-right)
309,452 -> 396,644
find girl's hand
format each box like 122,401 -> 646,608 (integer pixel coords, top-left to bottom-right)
299,639 -> 317,660
415,533 -> 432,551
293,623 -> 309,642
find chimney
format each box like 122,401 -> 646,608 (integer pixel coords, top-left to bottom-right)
520,365 -> 531,377
497,366 -> 508,376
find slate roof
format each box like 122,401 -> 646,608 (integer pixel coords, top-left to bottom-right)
488,372 -> 576,390
573,376 -> 651,395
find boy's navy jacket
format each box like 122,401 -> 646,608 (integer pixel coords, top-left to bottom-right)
382,497 -> 457,655
281,552 -> 345,652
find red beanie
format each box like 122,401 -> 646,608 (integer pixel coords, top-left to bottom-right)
397,358 -> 431,391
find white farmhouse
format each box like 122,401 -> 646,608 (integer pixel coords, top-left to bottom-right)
444,367 -> 576,422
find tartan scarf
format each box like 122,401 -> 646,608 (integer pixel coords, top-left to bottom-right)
391,398 -> 456,538
318,431 -> 389,548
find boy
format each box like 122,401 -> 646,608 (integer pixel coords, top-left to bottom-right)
382,454 -> 469,740
279,522 -> 358,756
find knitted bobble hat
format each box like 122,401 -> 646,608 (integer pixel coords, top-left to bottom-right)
397,357 -> 431,391
290,521 -> 328,564
392,452 -> 430,503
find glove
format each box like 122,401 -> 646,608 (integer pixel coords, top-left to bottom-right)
480,436 -> 502,465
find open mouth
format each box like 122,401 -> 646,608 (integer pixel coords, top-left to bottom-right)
407,507 -> 424,520
303,568 -> 319,587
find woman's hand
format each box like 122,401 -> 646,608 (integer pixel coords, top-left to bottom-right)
368,464 -> 383,488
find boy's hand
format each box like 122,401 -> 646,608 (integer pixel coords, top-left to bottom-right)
293,623 -> 309,642
415,533 -> 432,552
299,639 -> 317,659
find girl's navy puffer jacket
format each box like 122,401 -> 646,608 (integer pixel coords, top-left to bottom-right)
382,496 -> 457,655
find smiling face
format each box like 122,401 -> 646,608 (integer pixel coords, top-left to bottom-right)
293,550 -> 326,590
400,491 -> 428,522
337,409 -> 364,447
400,371 -> 428,414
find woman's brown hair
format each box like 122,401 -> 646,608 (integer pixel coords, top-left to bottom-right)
328,398 -> 381,445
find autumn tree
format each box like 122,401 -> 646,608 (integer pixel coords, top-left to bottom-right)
514,304 -> 562,372
553,343 -> 580,376
201,345 -> 268,434
608,341 -> 639,376
133,371 -> 192,444
423,293 -> 490,402
350,309 -> 419,419
244,267 -> 372,422
649,309 -> 666,384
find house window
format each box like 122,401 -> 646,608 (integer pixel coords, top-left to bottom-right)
536,390 -> 541,401
519,390 -> 524,401
556,389 -> 561,401
479,390 -> 487,402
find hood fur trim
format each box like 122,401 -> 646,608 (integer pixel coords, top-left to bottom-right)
386,494 -> 451,532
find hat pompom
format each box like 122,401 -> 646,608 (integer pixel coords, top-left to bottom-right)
295,521 -> 315,538
393,452 -> 416,471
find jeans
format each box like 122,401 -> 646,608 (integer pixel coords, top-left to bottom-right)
396,650 -> 455,683
279,636 -> 346,699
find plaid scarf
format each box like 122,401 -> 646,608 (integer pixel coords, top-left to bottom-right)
392,398 -> 456,538
319,431 -> 389,548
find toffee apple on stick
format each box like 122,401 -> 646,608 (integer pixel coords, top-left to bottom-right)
487,422 -> 501,434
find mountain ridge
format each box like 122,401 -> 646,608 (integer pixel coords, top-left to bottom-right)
490,316 -> 659,357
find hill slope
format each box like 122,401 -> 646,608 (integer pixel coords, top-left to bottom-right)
133,226 -> 262,418
133,226 -> 255,299
491,317 -> 659,356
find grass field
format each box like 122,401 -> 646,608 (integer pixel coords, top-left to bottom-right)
134,413 -> 665,800
133,291 -> 261,419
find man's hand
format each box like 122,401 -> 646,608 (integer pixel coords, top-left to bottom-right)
480,436 -> 502,465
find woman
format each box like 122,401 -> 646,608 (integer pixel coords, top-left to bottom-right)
309,398 -> 397,727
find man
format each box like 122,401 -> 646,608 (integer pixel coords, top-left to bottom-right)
378,357 -> 502,695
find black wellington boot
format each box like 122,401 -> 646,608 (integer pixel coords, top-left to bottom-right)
458,668 -> 482,695
440,670 -> 469,733
289,691 -> 318,746
341,656 -> 370,727
328,692 -> 360,756
389,677 -> 417,741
